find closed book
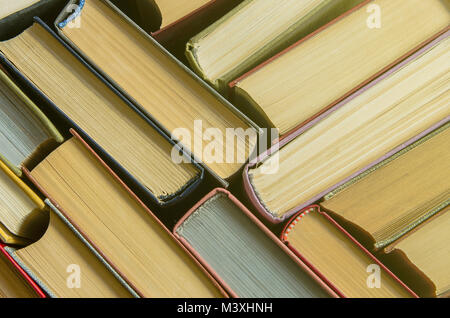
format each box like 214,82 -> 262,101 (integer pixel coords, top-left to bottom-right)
0,18 -> 205,206
152,0 -> 243,65
174,188 -> 336,298
319,124 -> 449,297
0,67 -> 63,177
6,201 -> 135,298
186,0 -> 364,92
281,206 -> 417,298
382,207 -> 450,298
0,158 -> 47,244
55,0 -> 260,184
24,129 -> 224,298
230,0 -> 449,137
243,30 -> 450,223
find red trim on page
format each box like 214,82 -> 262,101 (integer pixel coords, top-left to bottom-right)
281,205 -> 419,298
23,130 -> 228,298
174,188 -> 338,298
228,0 -> 373,89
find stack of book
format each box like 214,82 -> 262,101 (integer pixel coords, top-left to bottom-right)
0,0 -> 448,298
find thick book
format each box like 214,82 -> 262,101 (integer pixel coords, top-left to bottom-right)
0,158 -> 48,244
383,207 -> 450,298
229,0 -> 449,136
24,131 -> 224,298
281,206 -> 417,298
320,124 -> 449,250
0,243 -> 44,298
186,0 -> 364,92
319,124 -> 449,297
174,188 -> 336,298
6,202 -> 135,298
243,31 -> 450,223
0,19 -> 205,206
55,0 -> 260,183
0,67 -> 63,177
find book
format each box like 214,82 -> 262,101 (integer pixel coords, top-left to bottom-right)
174,188 -> 335,298
9,207 -> 134,298
0,246 -> 38,298
56,0 -> 258,181
0,22 -> 201,204
384,207 -> 450,298
0,158 -> 47,243
281,207 -> 416,298
0,68 -> 63,177
152,0 -> 243,65
186,0 -> 364,91
321,124 -> 449,250
0,0 -> 40,19
244,32 -> 450,223
230,0 -> 450,136
27,136 -> 223,298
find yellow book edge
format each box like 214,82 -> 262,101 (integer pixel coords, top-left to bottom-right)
0,158 -> 46,245
0,69 -> 64,177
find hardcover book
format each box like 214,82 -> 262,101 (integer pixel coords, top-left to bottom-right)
6,204 -> 134,298
281,206 -> 417,298
230,0 -> 449,136
25,132 -> 224,298
0,158 -> 47,244
0,68 -> 63,177
174,188 -> 335,298
320,124 -> 449,250
186,0 -> 364,92
243,31 -> 450,223
152,0 -> 243,65
0,20 -> 203,205
383,207 -> 450,298
55,0 -> 259,182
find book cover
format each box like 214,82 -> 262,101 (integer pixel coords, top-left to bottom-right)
54,0 -> 262,185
